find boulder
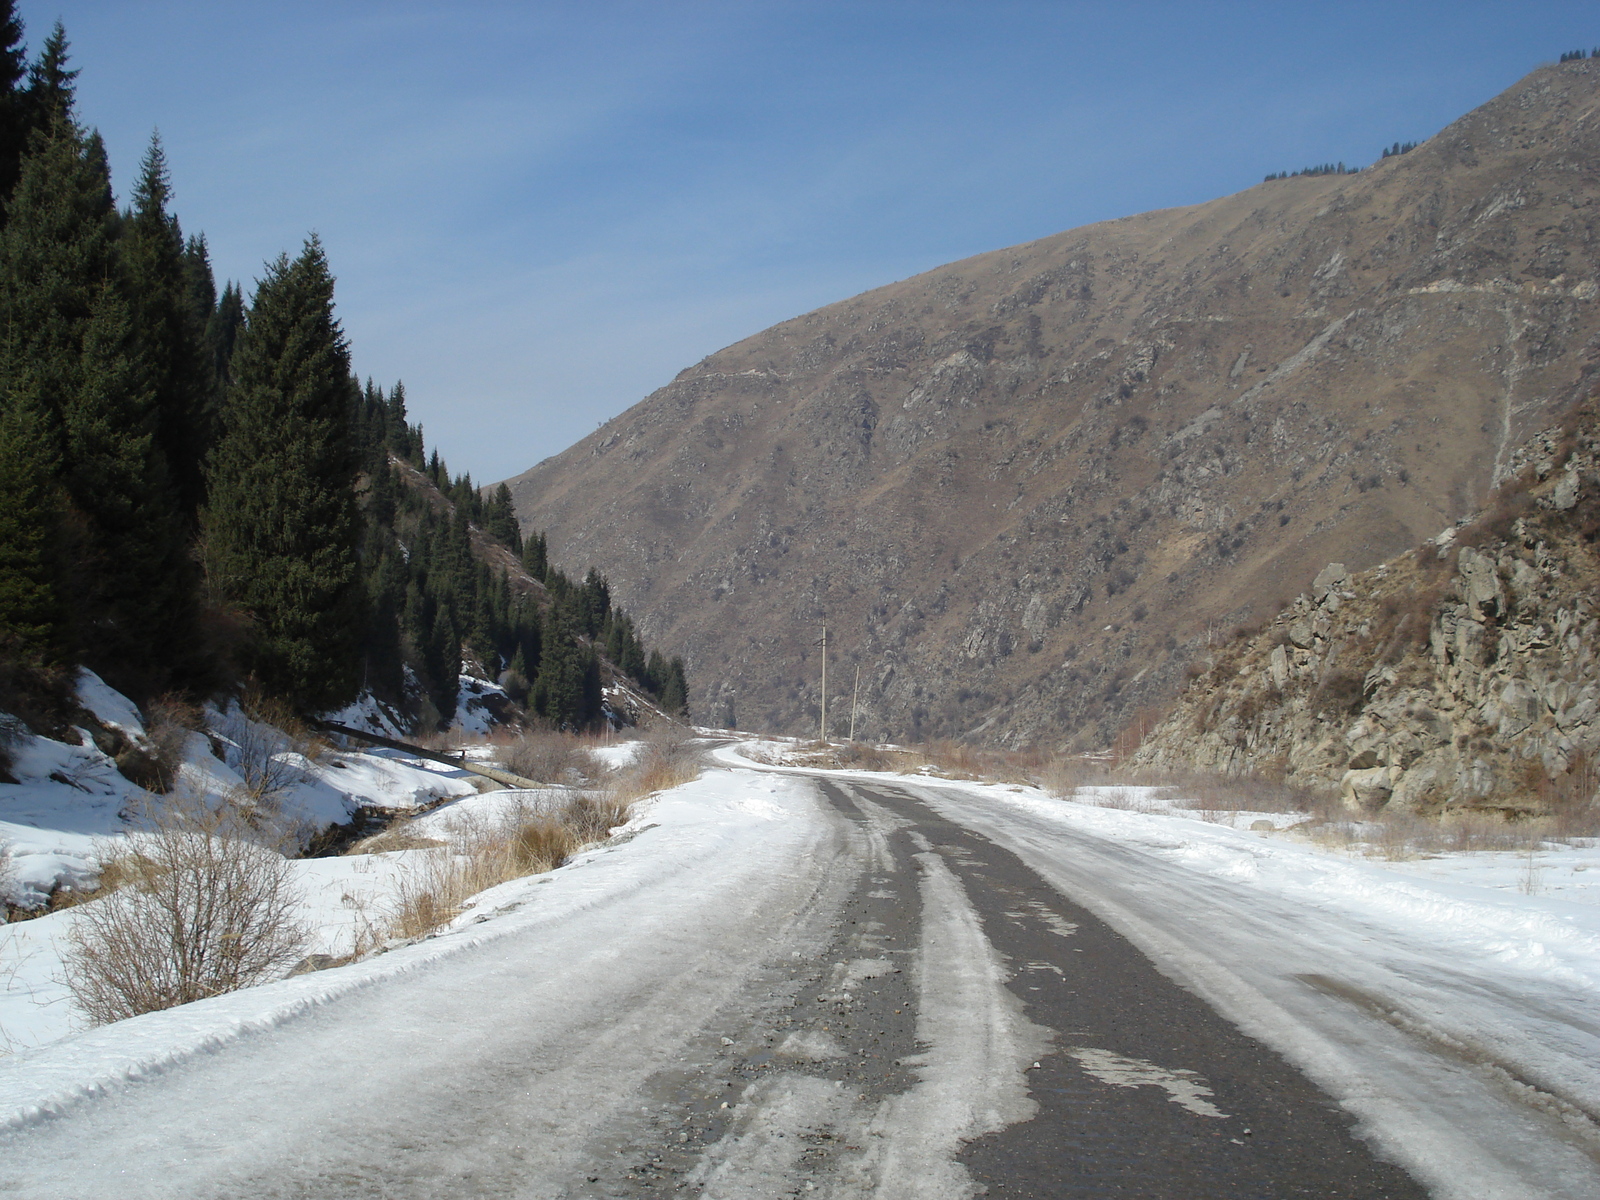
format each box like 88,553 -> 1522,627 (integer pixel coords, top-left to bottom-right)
1269,644 -> 1290,689
1551,464 -> 1580,510
1340,766 -> 1394,812
1388,752 -> 1450,813
1312,562 -> 1349,602
1456,547 -> 1505,621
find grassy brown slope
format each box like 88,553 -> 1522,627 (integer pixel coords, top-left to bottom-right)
508,60 -> 1600,749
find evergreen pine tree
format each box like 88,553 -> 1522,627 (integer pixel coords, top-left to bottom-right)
202,237 -> 364,709
0,116 -> 193,691
521,530 -> 548,580
206,280 -> 244,396
483,481 -> 521,552
23,21 -> 74,131
644,648 -> 667,696
0,402 -> 64,659
661,657 -> 688,716
0,1 -> 30,211
122,133 -> 211,521
533,608 -> 588,728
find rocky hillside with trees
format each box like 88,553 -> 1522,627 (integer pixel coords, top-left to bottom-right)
507,57 -> 1600,748
1133,390 -> 1599,816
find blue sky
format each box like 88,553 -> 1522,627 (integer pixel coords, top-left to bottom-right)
36,1 -> 1600,483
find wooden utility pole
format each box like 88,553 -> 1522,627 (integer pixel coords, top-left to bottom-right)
819,625 -> 828,743
848,664 -> 861,743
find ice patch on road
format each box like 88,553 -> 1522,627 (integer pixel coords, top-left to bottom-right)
1069,1047 -> 1228,1118
775,1029 -> 847,1061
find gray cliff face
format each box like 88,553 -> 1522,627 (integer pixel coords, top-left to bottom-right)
1134,410 -> 1600,813
508,61 -> 1600,748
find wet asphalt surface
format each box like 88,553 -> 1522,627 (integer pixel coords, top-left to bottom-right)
577,774 -> 1429,1198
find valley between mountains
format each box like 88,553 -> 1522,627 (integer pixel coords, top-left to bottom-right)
6,32 -> 1600,1200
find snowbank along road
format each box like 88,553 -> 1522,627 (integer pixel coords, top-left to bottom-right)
1,762 -> 1596,1198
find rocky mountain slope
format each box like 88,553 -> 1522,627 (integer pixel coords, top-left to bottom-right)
508,59 -> 1600,747
1133,393 -> 1599,814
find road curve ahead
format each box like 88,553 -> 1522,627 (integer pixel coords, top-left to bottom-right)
2,767 -> 1591,1197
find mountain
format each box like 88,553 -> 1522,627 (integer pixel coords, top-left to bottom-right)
507,59 -> 1600,748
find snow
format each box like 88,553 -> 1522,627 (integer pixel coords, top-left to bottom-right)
72,669 -> 148,745
0,767 -> 831,1191
0,679 -> 482,1050
3,718 -> 1597,1196
320,689 -> 409,738
1,731 -> 144,909
451,673 -> 506,735
588,738 -> 645,771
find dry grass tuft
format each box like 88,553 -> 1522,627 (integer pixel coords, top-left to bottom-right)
382,786 -> 641,940
604,728 -> 702,805
1038,755 -> 1120,797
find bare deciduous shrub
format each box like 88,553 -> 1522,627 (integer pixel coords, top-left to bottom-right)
497,729 -> 591,786
1541,750 -> 1600,838
0,711 -> 27,785
141,695 -> 204,793
1112,704 -> 1171,763
921,739 -> 984,778
62,797 -> 309,1024
111,695 -> 206,794
213,691 -> 326,834
1169,771 -> 1324,813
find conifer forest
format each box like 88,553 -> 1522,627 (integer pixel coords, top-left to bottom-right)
0,6 -> 685,733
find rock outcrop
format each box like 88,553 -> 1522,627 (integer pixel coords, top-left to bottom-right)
1134,399 -> 1600,813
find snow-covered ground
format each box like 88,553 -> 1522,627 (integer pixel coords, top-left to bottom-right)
0,767 -> 831,1198
4,719 -> 1598,1196
0,671 -> 487,1050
